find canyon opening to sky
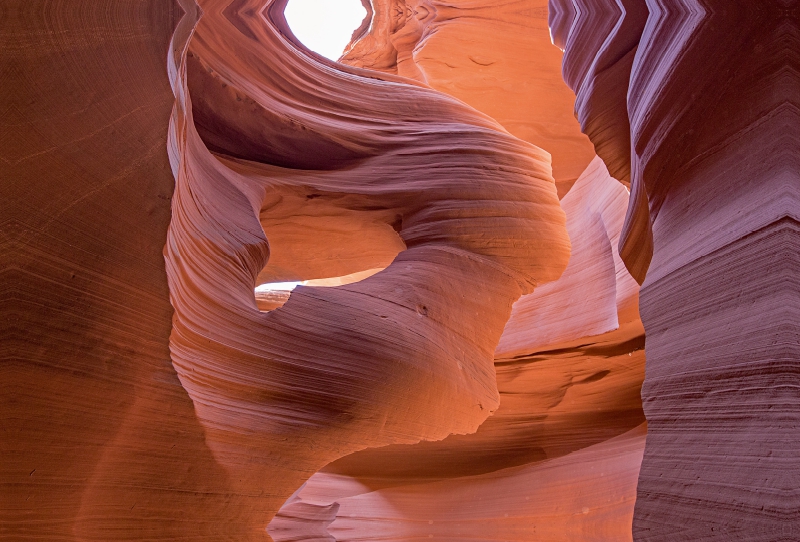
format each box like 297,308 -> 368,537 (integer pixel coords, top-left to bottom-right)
7,1 -> 799,541
284,0 -> 368,60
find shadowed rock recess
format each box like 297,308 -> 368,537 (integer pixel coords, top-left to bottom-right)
4,0 -> 796,541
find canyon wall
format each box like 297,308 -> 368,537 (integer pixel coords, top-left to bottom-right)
166,0 -> 575,535
6,0 -> 610,539
550,0 -> 800,539
8,0 -> 795,539
269,156 -> 646,541
2,1 -> 211,539
262,1 -> 650,539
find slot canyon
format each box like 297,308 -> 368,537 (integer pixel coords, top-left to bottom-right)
3,0 -> 798,541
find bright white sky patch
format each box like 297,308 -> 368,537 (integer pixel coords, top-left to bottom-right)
255,281 -> 301,292
284,0 -> 368,61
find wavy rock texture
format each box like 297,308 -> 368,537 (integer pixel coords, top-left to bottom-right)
165,0 -> 574,536
270,157 -> 646,541
6,0 -> 663,539
341,0 -> 596,197
551,0 -> 800,539
1,1 -> 231,540
300,424 -> 646,542
4,0 -> 574,538
548,0 -> 647,187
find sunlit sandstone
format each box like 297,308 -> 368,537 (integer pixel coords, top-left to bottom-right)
6,0 -> 795,540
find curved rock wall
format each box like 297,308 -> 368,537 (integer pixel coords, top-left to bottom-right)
165,0 -> 572,535
259,4 -> 650,538
342,0 -> 597,196
6,0 -> 653,537
2,1 -> 218,539
270,156 -> 646,541
551,0 -> 800,539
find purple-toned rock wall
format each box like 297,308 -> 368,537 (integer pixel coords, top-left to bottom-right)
550,0 -> 800,539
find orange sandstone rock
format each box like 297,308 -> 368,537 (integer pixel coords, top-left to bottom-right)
6,0 -> 658,538
271,157 -> 646,541
341,0 -> 596,196
165,0 -> 570,535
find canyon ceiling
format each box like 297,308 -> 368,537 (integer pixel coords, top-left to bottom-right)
4,0 -> 799,541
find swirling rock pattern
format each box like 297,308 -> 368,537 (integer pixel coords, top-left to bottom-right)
166,0 -> 571,536
323,424 -> 646,542
550,0 -> 800,539
5,0 -> 576,538
6,0 -> 662,536
548,0 -> 647,187
341,0 -> 597,196
270,157 -> 646,541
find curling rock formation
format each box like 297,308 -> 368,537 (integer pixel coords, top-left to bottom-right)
270,157 -> 647,541
280,425 -> 646,542
550,0 -> 800,539
5,0 -> 575,539
5,0 -> 654,538
166,0 -> 572,536
340,0 -> 596,197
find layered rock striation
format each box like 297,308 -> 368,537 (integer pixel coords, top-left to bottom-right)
551,0 -> 800,539
269,157 -> 646,541
165,0 -> 572,535
258,4 -> 651,539
2,1 -> 205,539
341,0 -> 597,196
295,424 -> 646,542
13,0 -> 795,538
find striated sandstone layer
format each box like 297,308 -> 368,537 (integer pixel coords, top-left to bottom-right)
269,157 -> 647,541
166,0 -> 572,536
5,0 -> 657,537
551,0 -> 800,539
259,7 -> 649,537
1,1 -> 223,540
4,0 -> 576,539
296,424 -> 646,542
340,0 -> 596,196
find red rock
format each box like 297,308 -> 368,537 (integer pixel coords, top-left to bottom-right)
270,156 -> 645,540
165,0 -> 570,535
550,0 -> 800,539
341,0 -> 596,197
276,425 -> 646,542
13,0 -> 749,537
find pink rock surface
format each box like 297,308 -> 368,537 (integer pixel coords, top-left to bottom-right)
26,0 -> 800,538
275,425 -> 646,542
548,0 -> 647,187
165,0 -> 571,535
551,0 -> 800,539
341,0 -> 597,197
497,156 -> 639,358
270,157 -> 646,540
330,425 -> 646,542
